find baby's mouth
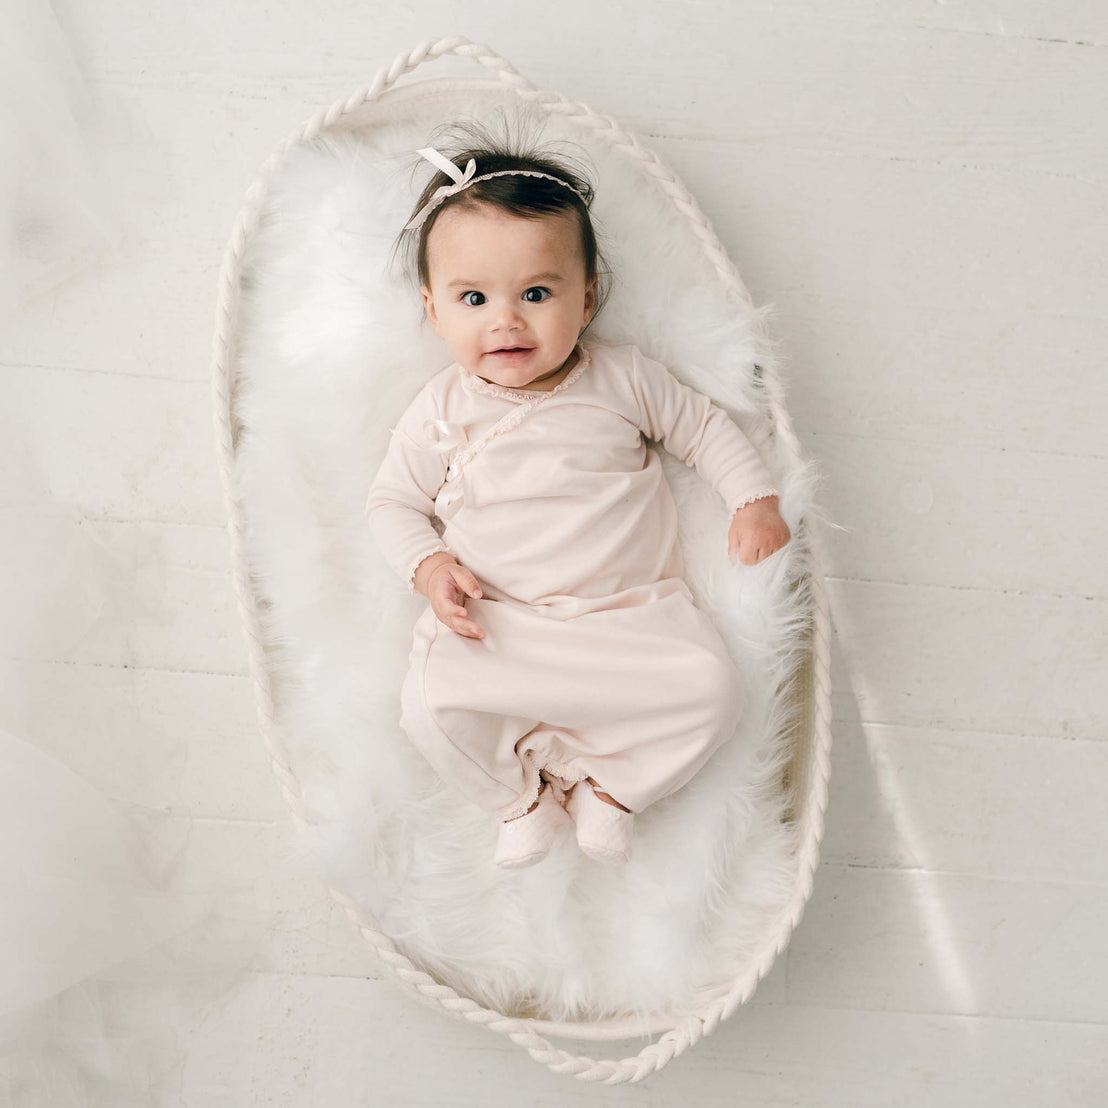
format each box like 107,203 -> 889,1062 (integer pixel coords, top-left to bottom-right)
490,346 -> 533,356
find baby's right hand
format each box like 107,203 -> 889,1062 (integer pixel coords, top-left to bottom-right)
425,561 -> 486,639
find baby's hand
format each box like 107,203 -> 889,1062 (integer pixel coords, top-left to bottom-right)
728,495 -> 791,565
425,561 -> 486,639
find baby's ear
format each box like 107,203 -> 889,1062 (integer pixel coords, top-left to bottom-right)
420,285 -> 438,326
582,277 -> 597,323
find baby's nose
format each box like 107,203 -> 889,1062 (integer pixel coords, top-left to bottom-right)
491,302 -> 525,329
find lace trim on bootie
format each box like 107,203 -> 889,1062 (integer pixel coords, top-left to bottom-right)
499,756 -> 545,821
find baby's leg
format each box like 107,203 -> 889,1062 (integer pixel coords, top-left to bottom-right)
584,777 -> 631,812
513,601 -> 746,816
401,604 -> 550,820
404,592 -> 743,821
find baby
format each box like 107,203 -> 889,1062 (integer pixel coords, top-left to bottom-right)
365,126 -> 790,870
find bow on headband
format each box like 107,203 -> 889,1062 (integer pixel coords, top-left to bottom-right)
402,146 -> 587,232
404,148 -> 477,231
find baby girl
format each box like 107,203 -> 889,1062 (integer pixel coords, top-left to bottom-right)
365,126 -> 790,870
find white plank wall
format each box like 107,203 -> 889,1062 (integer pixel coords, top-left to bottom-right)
2,0 -> 1106,1103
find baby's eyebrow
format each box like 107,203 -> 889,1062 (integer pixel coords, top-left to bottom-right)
446,273 -> 566,289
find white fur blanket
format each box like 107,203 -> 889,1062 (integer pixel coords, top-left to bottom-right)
231,88 -> 817,1025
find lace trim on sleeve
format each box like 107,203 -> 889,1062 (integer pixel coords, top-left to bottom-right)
732,487 -> 780,514
405,544 -> 454,594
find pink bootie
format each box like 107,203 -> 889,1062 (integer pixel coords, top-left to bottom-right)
565,780 -> 634,865
494,782 -> 568,869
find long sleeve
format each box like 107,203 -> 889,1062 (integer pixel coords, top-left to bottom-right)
629,345 -> 778,517
364,384 -> 455,593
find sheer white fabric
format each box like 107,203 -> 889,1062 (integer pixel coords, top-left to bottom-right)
0,725 -> 220,1020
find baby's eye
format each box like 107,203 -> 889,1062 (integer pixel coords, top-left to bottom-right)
461,291 -> 486,306
523,287 -> 551,302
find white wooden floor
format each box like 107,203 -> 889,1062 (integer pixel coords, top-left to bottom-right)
2,1 -> 1106,1103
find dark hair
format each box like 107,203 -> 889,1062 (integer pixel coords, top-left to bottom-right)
390,112 -> 612,330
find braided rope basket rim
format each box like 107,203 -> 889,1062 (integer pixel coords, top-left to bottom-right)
208,34 -> 834,1085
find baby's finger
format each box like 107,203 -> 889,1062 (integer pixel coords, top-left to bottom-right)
443,602 -> 482,634
452,614 -> 484,638
458,569 -> 483,599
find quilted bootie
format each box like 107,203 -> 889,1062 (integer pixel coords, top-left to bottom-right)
565,780 -> 634,865
494,782 -> 568,869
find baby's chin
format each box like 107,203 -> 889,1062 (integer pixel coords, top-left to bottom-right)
471,358 -> 563,389
477,372 -> 538,389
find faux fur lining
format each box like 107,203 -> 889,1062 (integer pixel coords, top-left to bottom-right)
234,118 -> 815,1025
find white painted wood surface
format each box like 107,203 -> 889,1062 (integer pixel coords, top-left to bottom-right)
2,0 -> 1106,1102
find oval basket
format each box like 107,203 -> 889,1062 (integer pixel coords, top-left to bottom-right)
209,35 -> 833,1085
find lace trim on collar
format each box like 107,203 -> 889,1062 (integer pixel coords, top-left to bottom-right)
456,342 -> 593,401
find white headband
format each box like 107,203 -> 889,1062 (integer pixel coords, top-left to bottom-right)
403,146 -> 587,232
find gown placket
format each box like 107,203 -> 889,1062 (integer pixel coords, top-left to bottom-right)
387,343 -> 592,522
422,391 -> 560,520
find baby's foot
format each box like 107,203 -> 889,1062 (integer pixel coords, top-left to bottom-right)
495,781 -> 567,869
566,779 -> 634,865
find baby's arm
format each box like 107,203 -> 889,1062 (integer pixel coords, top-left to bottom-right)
364,388 -> 487,633
364,387 -> 455,594
629,345 -> 779,516
629,345 -> 790,564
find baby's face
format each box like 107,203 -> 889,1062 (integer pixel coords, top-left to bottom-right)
420,202 -> 596,389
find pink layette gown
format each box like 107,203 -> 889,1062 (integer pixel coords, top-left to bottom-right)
364,340 -> 779,820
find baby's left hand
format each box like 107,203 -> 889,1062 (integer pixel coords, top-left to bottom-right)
728,495 -> 791,565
